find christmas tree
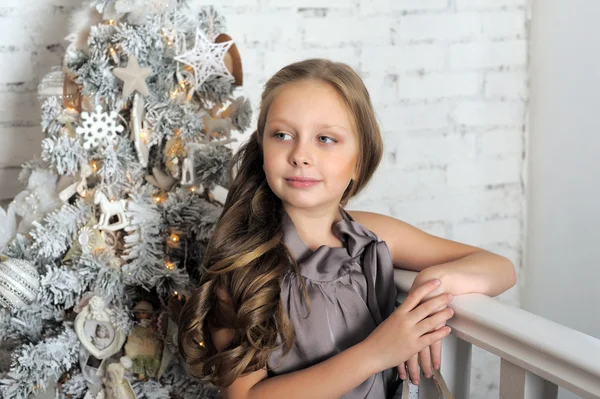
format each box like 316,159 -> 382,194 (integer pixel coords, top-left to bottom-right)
0,1 -> 251,398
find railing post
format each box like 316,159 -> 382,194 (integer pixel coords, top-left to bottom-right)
500,358 -> 559,399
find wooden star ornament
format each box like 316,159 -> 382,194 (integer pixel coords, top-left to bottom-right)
113,55 -> 152,97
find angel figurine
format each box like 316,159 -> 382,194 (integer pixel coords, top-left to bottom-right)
103,357 -> 136,399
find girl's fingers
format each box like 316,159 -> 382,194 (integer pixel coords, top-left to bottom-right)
399,279 -> 442,314
397,363 -> 406,380
430,339 -> 443,370
412,293 -> 453,322
422,326 -> 452,347
417,308 -> 454,335
419,346 -> 433,378
407,354 -> 420,385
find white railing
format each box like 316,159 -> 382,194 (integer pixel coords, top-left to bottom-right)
394,269 -> 600,399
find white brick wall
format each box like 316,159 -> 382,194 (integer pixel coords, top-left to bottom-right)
0,0 -> 528,397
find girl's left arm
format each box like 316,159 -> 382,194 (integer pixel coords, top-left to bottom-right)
349,211 -> 517,297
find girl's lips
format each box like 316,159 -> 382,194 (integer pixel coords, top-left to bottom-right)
285,177 -> 322,188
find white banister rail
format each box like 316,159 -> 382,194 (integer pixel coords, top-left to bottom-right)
394,269 -> 600,399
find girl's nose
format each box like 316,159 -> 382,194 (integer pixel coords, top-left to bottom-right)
289,142 -> 312,166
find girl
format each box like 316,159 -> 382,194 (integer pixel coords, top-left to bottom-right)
178,59 -> 516,398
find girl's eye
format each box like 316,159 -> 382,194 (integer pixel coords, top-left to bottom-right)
274,132 -> 292,140
318,136 -> 336,144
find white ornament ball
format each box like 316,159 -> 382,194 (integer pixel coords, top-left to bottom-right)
37,66 -> 65,101
0,258 -> 40,311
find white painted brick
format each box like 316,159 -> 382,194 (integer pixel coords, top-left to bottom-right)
230,0 -> 260,6
450,40 -> 527,69
484,70 -> 528,99
263,0 -> 357,9
447,157 -> 521,187
304,16 -> 391,47
359,0 -> 448,14
225,11 -> 301,49
235,48 -> 264,77
0,52 -> 33,83
0,127 -> 42,168
453,101 -> 525,126
398,72 -> 480,99
456,0 -> 526,10
453,218 -> 520,247
0,167 -> 22,201
0,93 -> 37,123
263,47 -> 359,77
362,73 -> 399,104
479,129 -> 522,158
392,13 -> 482,42
481,11 -> 527,38
378,103 -> 450,131
0,17 -> 31,47
361,43 -> 447,73
390,187 -> 522,225
386,133 -> 477,165
1,0 -> 78,6
367,166 -> 447,200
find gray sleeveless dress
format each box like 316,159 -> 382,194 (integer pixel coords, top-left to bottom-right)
267,209 -> 400,398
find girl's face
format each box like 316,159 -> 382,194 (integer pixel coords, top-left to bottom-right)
263,79 -> 359,213
96,324 -> 109,338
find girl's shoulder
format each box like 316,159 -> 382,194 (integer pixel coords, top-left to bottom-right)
346,210 -> 409,242
347,210 -> 480,272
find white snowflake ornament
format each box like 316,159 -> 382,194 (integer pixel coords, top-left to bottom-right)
76,105 -> 124,150
174,28 -> 234,91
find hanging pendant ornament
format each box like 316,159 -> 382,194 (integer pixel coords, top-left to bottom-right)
75,296 -> 127,359
130,94 -> 150,167
94,190 -> 130,231
164,135 -> 186,179
174,28 -> 234,91
0,257 -> 40,311
113,55 -> 152,98
76,105 -> 124,150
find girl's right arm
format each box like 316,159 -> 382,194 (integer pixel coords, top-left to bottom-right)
214,279 -> 454,399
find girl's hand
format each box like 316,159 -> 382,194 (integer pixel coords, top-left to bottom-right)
398,270 -> 451,384
398,339 -> 443,384
361,279 -> 454,373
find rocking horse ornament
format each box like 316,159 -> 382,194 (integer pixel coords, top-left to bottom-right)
93,190 -> 129,231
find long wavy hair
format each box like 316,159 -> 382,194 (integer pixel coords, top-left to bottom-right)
177,58 -> 384,387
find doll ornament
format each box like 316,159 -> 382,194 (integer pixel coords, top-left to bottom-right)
124,301 -> 163,380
